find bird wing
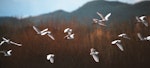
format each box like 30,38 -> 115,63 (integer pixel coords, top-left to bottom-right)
10,41 -> 22,46
97,12 -> 104,20
139,16 -> 146,21
41,28 -> 48,33
0,41 -> 5,46
98,22 -> 107,26
104,13 -> 111,21
70,34 -> 75,38
118,34 -> 130,39
116,43 -> 124,51
92,54 -> 99,62
118,34 -> 126,37
47,54 -> 54,60
118,34 -> 123,37
64,28 -> 70,33
136,16 -> 141,22
47,55 -> 51,60
142,21 -> 148,27
49,57 -> 54,63
7,50 -> 12,55
50,57 -> 54,63
47,34 -> 55,40
2,37 -> 8,41
94,51 -> 99,55
111,40 -> 117,44
137,33 -> 144,40
33,26 -> 40,34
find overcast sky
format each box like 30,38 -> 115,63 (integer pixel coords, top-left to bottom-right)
0,0 -> 144,17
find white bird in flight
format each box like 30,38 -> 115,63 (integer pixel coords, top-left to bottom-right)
136,16 -> 148,27
137,33 -> 150,41
90,48 -> 99,62
111,40 -> 124,51
93,12 -> 111,26
33,26 -> 55,40
0,50 -> 12,56
47,54 -> 55,63
64,28 -> 75,39
118,33 -> 130,39
0,37 -> 22,46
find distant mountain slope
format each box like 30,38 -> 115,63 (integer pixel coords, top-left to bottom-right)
0,17 -> 17,23
0,1 -> 150,24
28,10 -> 71,23
27,1 -> 150,24
71,0 -> 131,22
132,1 -> 150,15
0,17 -> 31,26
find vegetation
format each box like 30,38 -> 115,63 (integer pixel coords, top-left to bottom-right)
0,17 -> 150,68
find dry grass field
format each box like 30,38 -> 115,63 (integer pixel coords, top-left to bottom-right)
0,17 -> 150,68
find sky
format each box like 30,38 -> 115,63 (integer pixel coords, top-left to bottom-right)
0,0 -> 144,18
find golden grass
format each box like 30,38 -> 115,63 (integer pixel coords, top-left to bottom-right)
0,17 -> 150,68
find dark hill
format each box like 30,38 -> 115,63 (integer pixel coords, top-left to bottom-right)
1,1 -> 150,24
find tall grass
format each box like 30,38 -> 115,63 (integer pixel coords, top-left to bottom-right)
0,17 -> 150,68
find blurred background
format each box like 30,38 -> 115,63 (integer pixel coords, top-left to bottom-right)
0,0 -> 150,68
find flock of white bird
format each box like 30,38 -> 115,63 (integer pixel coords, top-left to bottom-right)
0,11 -> 149,63
0,37 -> 22,56
91,12 -> 149,62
